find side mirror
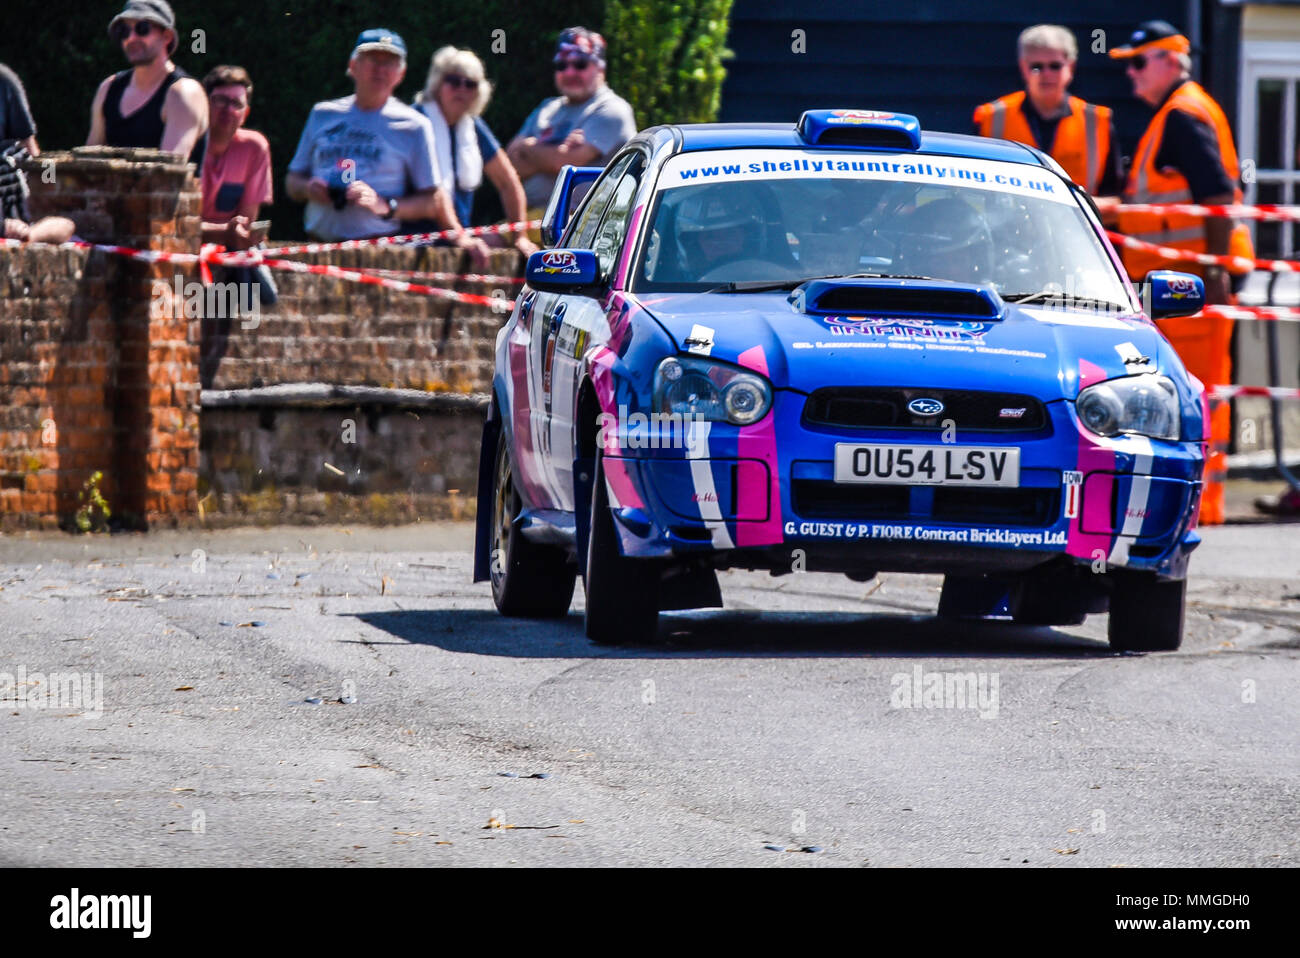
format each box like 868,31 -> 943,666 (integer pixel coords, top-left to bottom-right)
540,165 -> 604,247
1144,270 -> 1206,319
525,248 -> 602,293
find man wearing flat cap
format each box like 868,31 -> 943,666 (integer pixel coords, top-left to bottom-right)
86,0 -> 208,159
1108,21 -> 1256,525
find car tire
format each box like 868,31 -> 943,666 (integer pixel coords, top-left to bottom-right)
489,429 -> 575,617
584,452 -> 660,645
1107,571 -> 1185,652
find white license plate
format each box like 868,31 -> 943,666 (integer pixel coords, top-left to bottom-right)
834,444 -> 1020,486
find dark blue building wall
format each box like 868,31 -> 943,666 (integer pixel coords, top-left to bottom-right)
719,0 -> 1195,158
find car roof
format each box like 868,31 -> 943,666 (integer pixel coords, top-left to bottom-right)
665,122 -> 1050,169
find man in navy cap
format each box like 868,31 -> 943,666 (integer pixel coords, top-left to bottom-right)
286,28 -> 482,254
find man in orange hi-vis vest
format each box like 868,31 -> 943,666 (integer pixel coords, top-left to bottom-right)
1106,20 -> 1257,524
973,24 -> 1122,197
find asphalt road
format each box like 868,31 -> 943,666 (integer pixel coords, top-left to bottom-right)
0,521 -> 1296,867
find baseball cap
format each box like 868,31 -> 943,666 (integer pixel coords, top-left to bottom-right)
108,0 -> 178,52
555,26 -> 606,66
1108,20 -> 1191,59
352,29 -> 407,61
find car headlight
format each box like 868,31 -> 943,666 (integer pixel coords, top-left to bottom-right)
653,355 -> 773,426
1076,374 -> 1180,441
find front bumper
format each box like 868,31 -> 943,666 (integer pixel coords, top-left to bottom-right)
601,391 -> 1204,579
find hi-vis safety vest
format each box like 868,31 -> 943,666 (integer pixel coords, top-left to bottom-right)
1118,80 -> 1255,279
973,91 -> 1111,195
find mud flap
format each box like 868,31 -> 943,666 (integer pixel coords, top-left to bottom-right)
472,407 -> 501,583
659,564 -> 723,611
937,575 -> 1015,619
573,456 -> 594,581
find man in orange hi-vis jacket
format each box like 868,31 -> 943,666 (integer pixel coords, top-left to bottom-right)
974,24 -> 1122,197
1107,20 -> 1257,524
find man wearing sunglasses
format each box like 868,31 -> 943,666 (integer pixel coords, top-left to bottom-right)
974,24 -> 1121,197
506,27 -> 637,214
86,0 -> 207,160
1108,21 -> 1258,522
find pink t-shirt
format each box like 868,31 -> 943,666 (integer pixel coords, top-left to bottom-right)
201,128 -> 272,223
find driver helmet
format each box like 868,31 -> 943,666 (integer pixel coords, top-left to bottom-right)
896,197 -> 995,282
675,185 -> 765,270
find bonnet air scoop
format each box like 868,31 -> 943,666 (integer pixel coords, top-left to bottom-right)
795,278 -> 1005,320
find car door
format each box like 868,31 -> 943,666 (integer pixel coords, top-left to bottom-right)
526,153 -> 637,509
546,154 -> 646,509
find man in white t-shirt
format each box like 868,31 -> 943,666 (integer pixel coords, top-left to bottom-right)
507,27 -> 638,210
286,28 -> 486,259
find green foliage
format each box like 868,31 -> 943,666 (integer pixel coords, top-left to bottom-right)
75,470 -> 111,533
603,0 -> 733,129
0,0 -> 602,237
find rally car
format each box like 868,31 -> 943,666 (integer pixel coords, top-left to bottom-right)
473,109 -> 1209,651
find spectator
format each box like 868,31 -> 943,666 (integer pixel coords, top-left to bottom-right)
286,28 -> 482,259
198,65 -> 276,308
413,46 -> 537,256
507,27 -> 637,216
1,63 -> 39,160
86,0 -> 208,160
973,24 -> 1121,197
198,66 -> 270,251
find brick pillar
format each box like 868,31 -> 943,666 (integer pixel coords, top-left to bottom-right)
19,147 -> 201,528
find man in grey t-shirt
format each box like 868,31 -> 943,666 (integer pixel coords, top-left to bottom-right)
286,29 -> 487,258
507,27 -> 638,209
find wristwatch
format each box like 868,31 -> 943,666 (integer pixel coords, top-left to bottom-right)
382,197 -> 398,220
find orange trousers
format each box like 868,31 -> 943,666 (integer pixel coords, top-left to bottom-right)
1155,312 -> 1234,525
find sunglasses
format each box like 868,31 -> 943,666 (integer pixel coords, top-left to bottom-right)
553,57 -> 593,72
112,20 -> 158,42
1126,51 -> 1166,72
1028,61 -> 1066,73
442,74 -> 479,91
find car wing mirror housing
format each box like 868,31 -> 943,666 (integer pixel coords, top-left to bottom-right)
1144,270 -> 1206,319
525,248 -> 602,293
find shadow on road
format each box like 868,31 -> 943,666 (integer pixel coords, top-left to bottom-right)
346,607 -> 1113,659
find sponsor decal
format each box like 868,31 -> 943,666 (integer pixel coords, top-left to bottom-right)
1163,276 -> 1198,299
1114,341 -> 1155,372
537,250 -> 584,275
828,109 -> 897,125
999,407 -> 1027,419
781,520 -> 1067,547
660,149 -> 1071,203
1062,470 -> 1083,519
822,316 -> 994,343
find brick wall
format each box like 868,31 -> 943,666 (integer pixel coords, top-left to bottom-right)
2,148 -> 201,531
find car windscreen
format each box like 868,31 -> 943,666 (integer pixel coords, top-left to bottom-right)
634,148 -> 1131,306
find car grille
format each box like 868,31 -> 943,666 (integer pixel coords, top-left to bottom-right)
792,480 -> 1059,527
803,387 -> 1048,432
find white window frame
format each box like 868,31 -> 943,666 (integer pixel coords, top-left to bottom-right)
1240,40 -> 1300,258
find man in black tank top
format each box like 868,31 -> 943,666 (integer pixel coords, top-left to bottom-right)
86,0 -> 207,160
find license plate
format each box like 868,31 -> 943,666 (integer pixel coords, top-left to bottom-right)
833,443 -> 1020,486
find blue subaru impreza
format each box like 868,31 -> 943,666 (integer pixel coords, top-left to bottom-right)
474,109 -> 1209,651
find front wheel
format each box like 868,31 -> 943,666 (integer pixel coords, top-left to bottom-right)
489,430 -> 575,617
1107,571 -> 1185,652
584,453 -> 660,645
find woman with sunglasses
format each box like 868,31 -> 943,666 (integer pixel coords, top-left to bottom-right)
412,46 -> 535,256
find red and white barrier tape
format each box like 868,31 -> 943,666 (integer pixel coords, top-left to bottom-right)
343,267 -> 524,285
262,219 -> 539,256
1202,305 -> 1300,322
1116,202 -> 1300,222
1107,231 -> 1300,273
255,255 -> 511,308
1210,385 -> 1300,401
